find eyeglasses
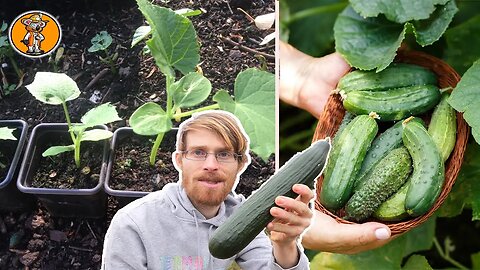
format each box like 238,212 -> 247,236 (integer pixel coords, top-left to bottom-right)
181,149 -> 241,163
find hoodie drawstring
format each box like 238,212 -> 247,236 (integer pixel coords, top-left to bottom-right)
192,210 -> 202,269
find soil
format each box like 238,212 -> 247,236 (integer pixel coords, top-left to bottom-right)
0,0 -> 275,268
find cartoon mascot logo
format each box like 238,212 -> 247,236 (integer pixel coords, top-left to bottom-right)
9,11 -> 61,58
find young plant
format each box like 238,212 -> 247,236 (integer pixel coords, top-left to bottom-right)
88,31 -> 118,74
0,21 -> 23,98
25,72 -> 122,168
48,47 -> 65,72
0,126 -> 16,169
131,0 -> 275,166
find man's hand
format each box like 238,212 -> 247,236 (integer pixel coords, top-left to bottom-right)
267,184 -> 314,268
301,210 -> 392,254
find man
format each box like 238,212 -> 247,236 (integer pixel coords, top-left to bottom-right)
101,111 -> 312,269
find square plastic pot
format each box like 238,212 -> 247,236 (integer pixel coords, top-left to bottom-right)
0,119 -> 35,212
17,123 -> 109,218
105,127 -> 178,207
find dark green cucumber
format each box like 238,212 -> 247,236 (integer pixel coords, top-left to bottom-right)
337,63 -> 437,93
320,114 -> 378,211
345,147 -> 412,222
428,93 -> 457,162
208,139 -> 331,259
402,117 -> 445,217
342,85 -> 441,121
354,118 -> 424,191
373,178 -> 411,222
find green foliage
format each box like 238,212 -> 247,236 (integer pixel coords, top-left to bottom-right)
88,31 -> 118,74
0,127 -> 16,141
132,0 -> 275,164
26,72 -> 121,168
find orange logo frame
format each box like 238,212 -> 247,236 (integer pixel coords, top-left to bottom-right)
8,10 -> 62,58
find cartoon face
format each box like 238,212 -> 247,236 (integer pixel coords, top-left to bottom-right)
21,15 -> 48,32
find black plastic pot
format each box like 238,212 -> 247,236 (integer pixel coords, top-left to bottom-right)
17,123 -> 109,218
105,127 -> 178,207
0,119 -> 35,212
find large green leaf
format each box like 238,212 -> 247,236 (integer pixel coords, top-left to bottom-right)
0,127 -> 16,141
449,60 -> 480,144
445,15 -> 480,75
350,0 -> 449,24
129,102 -> 173,136
137,0 -> 199,77
81,103 -> 122,128
412,0 -> 458,46
25,72 -> 80,105
286,1 -> 346,57
309,217 -> 435,270
171,72 -> 211,110
334,6 -> 406,71
213,68 -> 275,161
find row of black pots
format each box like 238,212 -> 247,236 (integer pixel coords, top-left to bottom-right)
0,120 -> 178,218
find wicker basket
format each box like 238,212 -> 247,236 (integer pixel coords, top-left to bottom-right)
312,50 -> 470,235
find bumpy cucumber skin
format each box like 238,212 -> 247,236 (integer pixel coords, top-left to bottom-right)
428,93 -> 457,162
337,63 -> 437,93
373,178 -> 411,222
209,140 -> 331,259
403,119 -> 445,217
345,147 -> 412,222
343,85 -> 441,121
354,118 -> 424,191
320,115 -> 378,211
333,111 -> 355,142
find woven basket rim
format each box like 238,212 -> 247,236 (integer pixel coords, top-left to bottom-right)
312,50 -> 470,235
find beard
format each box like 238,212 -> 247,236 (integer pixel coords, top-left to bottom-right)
182,172 -> 235,207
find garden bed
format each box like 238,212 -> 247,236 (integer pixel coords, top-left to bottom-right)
0,0 -> 274,268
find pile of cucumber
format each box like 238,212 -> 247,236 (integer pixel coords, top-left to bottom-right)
320,63 -> 457,222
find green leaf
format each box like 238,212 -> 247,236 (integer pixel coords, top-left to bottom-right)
213,68 -> 274,161
472,251 -> 480,270
81,103 -> 122,128
88,31 -> 113,52
131,25 -> 151,48
0,22 -> 7,32
171,73 -> 211,110
0,127 -> 16,140
445,15 -> 480,75
0,36 -> 8,47
42,145 -> 75,157
412,0 -> 458,46
402,255 -> 432,270
334,6 -> 406,71
309,217 -> 435,270
286,1 -> 346,57
25,72 -> 81,105
175,8 -> 203,17
129,102 -> 173,136
449,60 -> 480,144
350,0 -> 449,24
81,129 -> 113,142
137,0 -> 199,76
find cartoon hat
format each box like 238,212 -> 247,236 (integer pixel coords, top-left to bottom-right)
21,13 -> 49,24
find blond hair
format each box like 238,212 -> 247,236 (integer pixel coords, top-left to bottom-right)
177,111 -> 249,163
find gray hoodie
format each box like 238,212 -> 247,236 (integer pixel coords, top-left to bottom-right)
101,182 -> 309,270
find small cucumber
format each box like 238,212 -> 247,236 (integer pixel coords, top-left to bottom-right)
373,178 -> 411,222
354,118 -> 424,191
428,93 -> 456,162
345,147 -> 412,222
342,85 -> 441,121
320,114 -> 378,211
402,117 -> 445,217
337,63 -> 437,93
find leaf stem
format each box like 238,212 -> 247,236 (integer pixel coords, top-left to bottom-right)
433,237 -> 469,270
166,75 -> 174,117
150,132 -> 165,166
62,102 -> 77,144
172,104 -> 220,120
74,132 -> 82,168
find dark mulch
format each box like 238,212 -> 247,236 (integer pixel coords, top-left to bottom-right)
0,0 -> 275,268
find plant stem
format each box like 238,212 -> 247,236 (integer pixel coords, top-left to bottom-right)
166,75 -> 174,117
74,132 -> 82,168
149,132 -> 165,166
172,104 -> 220,119
62,102 -> 77,143
7,55 -> 22,79
433,237 -> 469,270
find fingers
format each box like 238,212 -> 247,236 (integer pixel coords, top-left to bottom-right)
301,210 -> 392,254
292,184 -> 314,204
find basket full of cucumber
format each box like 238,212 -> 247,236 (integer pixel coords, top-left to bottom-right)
314,51 -> 469,235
